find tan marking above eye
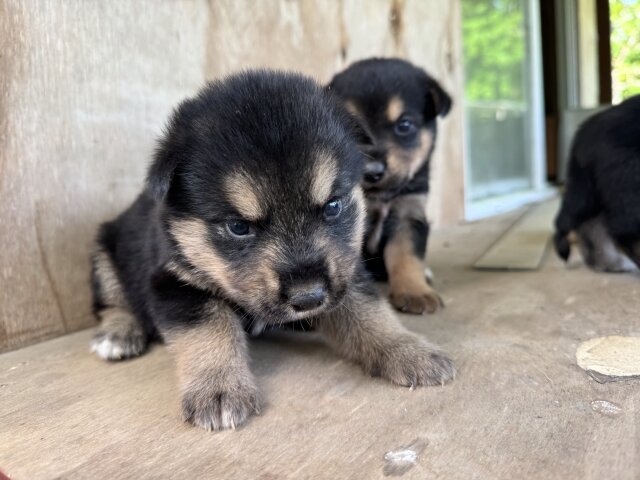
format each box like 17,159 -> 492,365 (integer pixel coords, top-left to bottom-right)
224,171 -> 264,221
344,100 -> 364,117
409,129 -> 434,177
386,96 -> 405,123
310,151 -> 338,205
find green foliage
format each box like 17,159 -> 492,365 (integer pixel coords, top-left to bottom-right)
462,0 -> 526,102
610,0 -> 640,102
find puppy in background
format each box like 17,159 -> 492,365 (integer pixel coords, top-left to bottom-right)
555,95 -> 640,272
90,70 -> 455,432
328,58 -> 452,314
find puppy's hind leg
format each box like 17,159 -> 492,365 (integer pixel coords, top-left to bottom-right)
616,237 -> 640,271
90,244 -> 147,361
576,217 -> 638,272
316,282 -> 454,387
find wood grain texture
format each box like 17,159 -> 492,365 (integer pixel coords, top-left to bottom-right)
1,213 -> 638,479
0,0 -> 464,351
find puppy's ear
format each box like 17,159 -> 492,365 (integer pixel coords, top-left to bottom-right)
325,84 -> 374,146
147,112 -> 191,201
346,114 -> 374,147
148,145 -> 178,201
425,80 -> 452,119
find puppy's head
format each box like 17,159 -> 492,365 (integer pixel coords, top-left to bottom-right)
149,71 -> 366,323
328,58 -> 451,199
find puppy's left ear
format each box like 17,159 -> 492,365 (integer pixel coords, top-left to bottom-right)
426,80 -> 452,118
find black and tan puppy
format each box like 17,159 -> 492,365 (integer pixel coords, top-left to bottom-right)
90,70 -> 454,431
327,58 -> 452,314
554,95 -> 640,272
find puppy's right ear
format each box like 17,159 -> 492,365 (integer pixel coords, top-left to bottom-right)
147,112 -> 190,201
147,145 -> 178,201
346,114 -> 374,147
325,84 -> 374,147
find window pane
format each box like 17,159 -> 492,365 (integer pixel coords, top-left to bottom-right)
610,0 -> 640,104
462,0 -> 533,201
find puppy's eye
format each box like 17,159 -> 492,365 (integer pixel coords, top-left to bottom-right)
226,220 -> 251,237
394,117 -> 417,137
323,198 -> 342,220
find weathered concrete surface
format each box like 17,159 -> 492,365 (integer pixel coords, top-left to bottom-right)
1,0 -> 463,351
1,211 -> 638,479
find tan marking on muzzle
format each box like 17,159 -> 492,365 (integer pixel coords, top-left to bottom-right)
386,128 -> 435,181
224,171 -> 264,221
317,186 -> 365,254
410,129 -> 434,176
317,186 -> 366,284
351,186 -> 366,252
310,152 -> 338,205
170,218 -> 237,296
251,244 -> 282,299
386,96 -> 405,122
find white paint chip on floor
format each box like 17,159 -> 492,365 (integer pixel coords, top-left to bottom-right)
576,335 -> 640,382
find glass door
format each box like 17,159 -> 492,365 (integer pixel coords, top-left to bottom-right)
462,0 -> 548,219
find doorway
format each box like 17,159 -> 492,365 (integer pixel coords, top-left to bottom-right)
461,0 -> 550,220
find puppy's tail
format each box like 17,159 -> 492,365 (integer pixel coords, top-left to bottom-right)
553,224 -> 572,262
554,146 -> 598,262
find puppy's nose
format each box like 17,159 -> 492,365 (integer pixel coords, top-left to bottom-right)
288,285 -> 326,312
364,161 -> 385,183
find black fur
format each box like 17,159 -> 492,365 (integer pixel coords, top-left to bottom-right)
327,58 -> 451,313
90,70 -> 455,431
93,71 -> 367,333
328,57 -> 450,263
554,95 -> 640,267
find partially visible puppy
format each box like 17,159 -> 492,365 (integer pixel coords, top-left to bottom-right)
555,95 -> 640,272
91,70 -> 455,432
327,58 -> 452,314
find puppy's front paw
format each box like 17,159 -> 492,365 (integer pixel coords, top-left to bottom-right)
91,309 -> 147,361
389,282 -> 444,314
181,373 -> 261,431
375,335 -> 455,387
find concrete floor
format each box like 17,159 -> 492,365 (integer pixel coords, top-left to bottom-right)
1,210 -> 639,479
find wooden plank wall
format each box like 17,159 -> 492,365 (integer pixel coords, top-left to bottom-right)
0,0 -> 464,352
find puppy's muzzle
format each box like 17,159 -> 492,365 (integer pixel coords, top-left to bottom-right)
279,261 -> 330,315
361,144 -> 387,185
287,284 -> 326,312
363,161 -> 386,184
